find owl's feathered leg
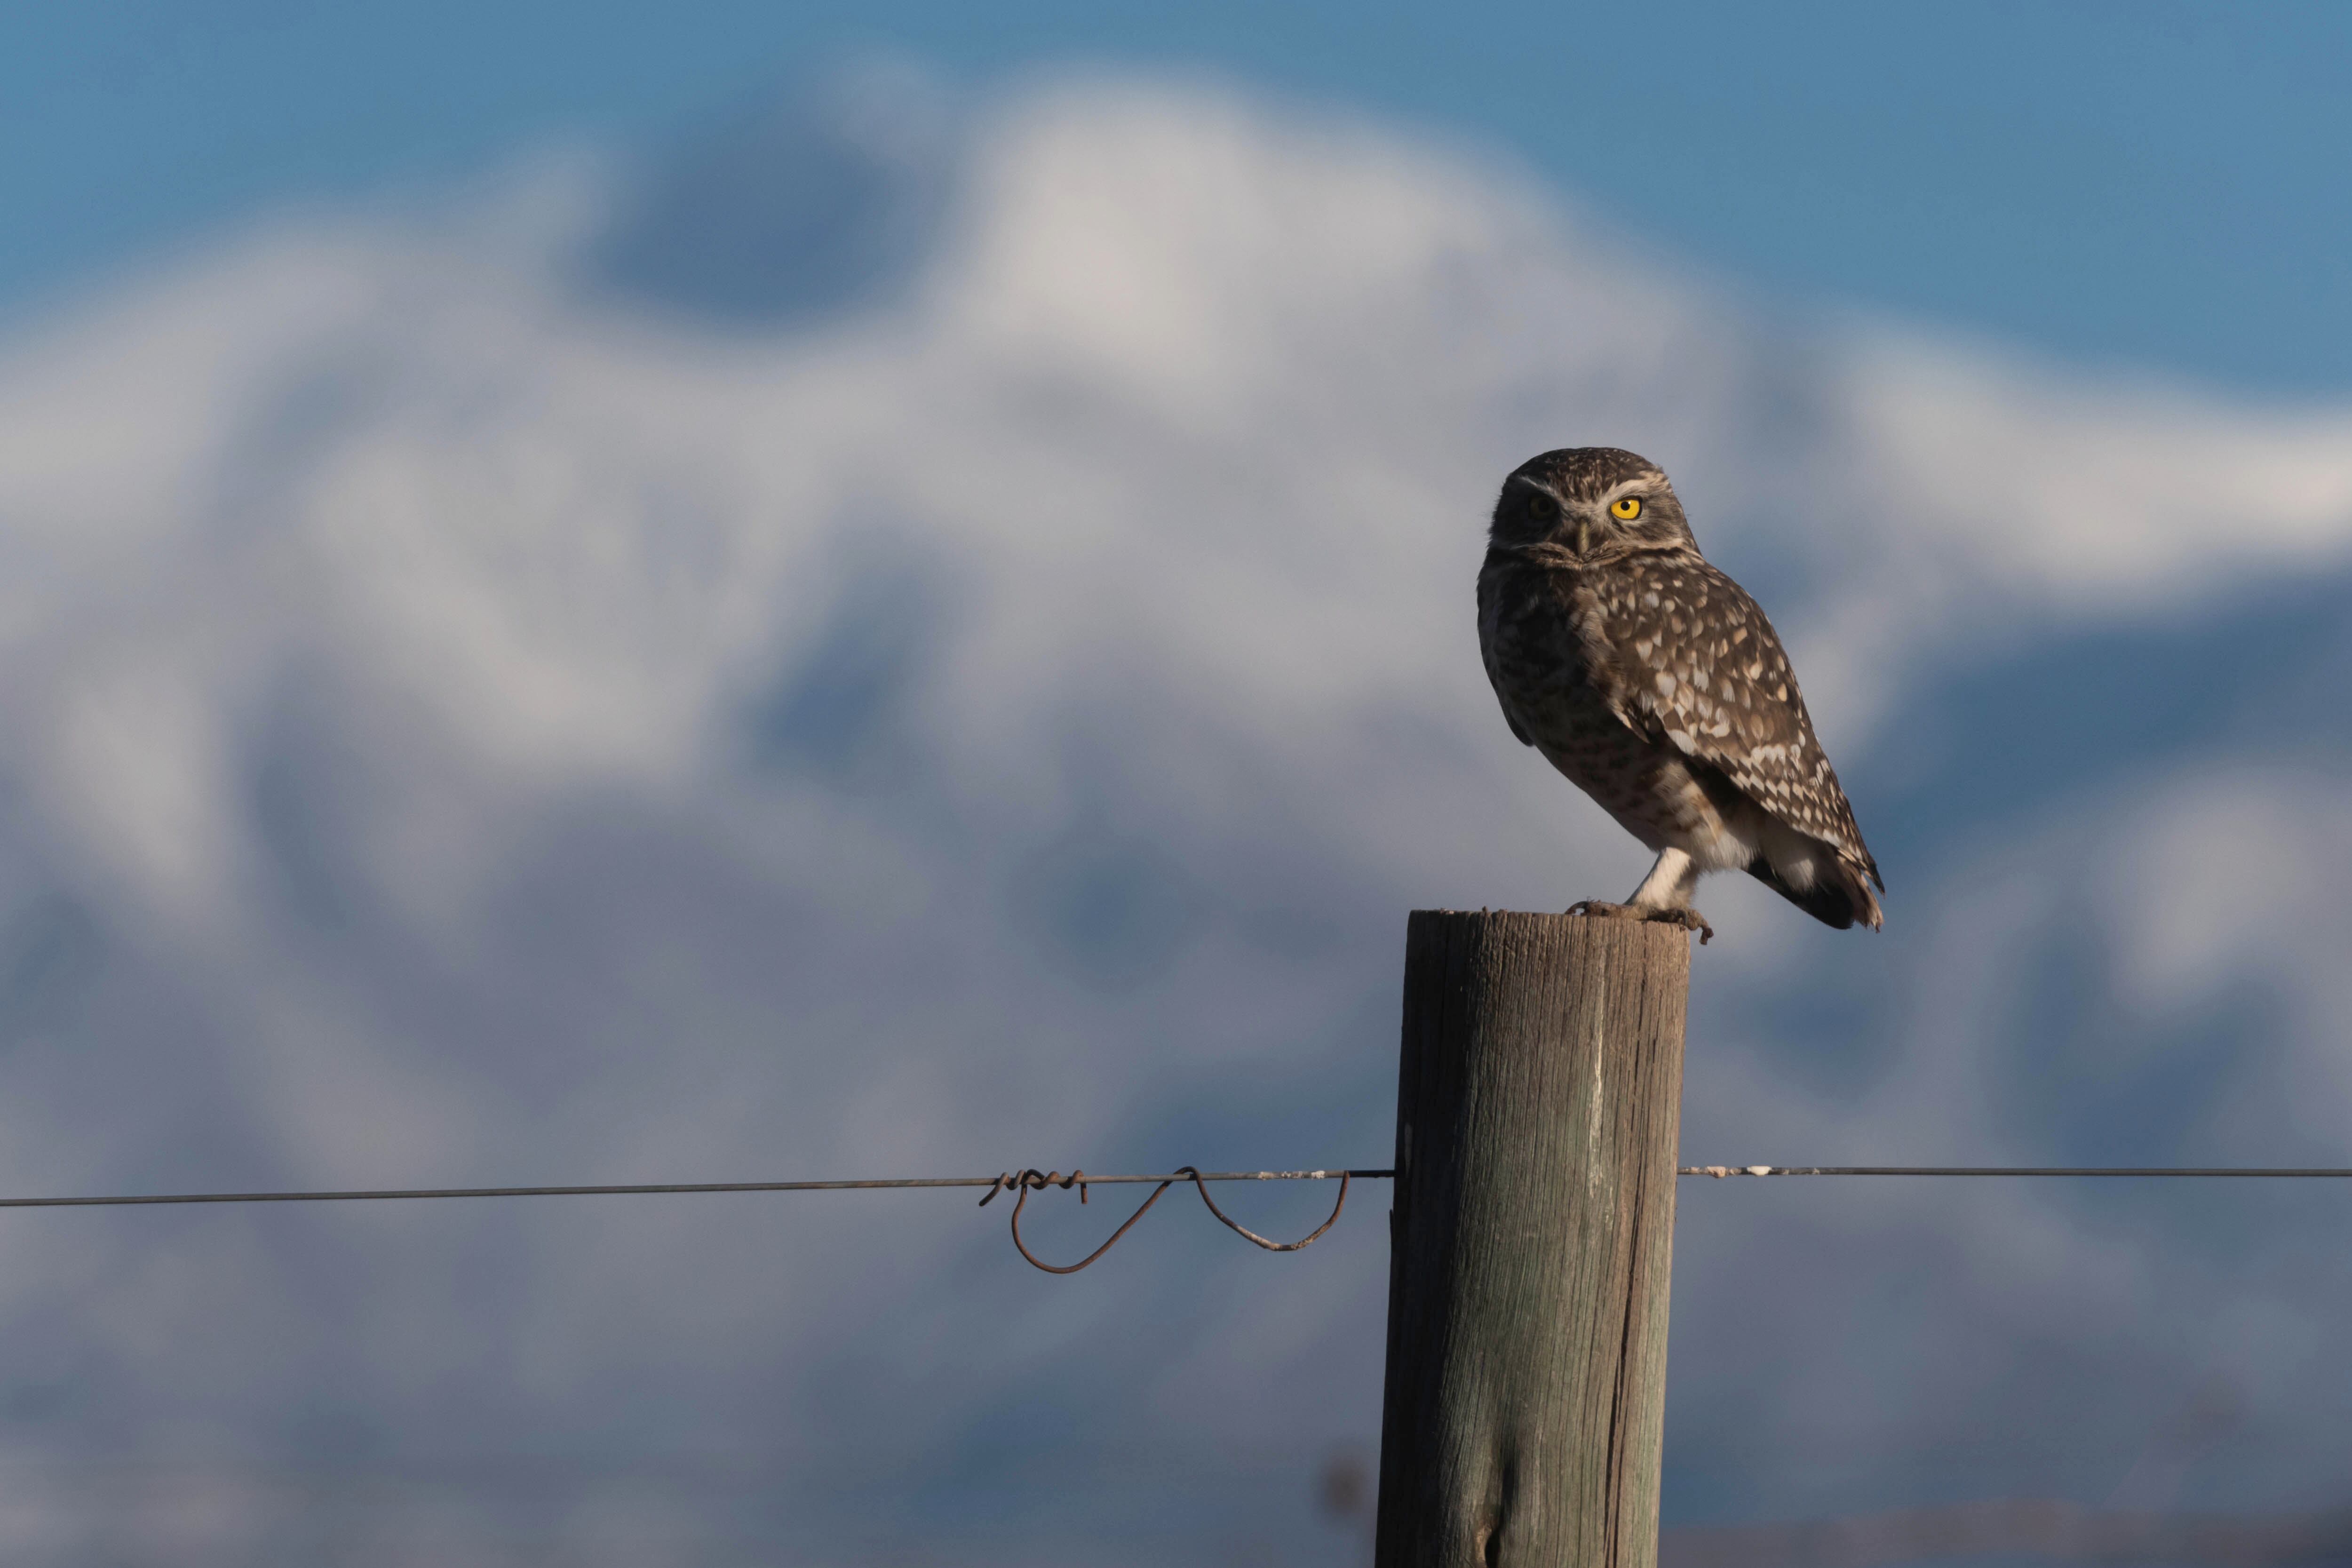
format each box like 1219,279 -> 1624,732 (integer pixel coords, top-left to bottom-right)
1569,848 -> 1713,942
1628,847 -> 1700,910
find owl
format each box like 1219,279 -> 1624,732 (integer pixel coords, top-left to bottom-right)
1477,447 -> 1882,935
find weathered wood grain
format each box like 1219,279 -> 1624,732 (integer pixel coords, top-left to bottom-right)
1375,910 -> 1692,1568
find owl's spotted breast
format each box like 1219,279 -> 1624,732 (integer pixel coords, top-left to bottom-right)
1478,549 -> 1734,854
1476,549 -> 1609,748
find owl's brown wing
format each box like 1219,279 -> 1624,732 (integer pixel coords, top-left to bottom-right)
1593,558 -> 1881,887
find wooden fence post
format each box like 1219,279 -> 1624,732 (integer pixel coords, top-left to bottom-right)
1374,909 -> 1692,1567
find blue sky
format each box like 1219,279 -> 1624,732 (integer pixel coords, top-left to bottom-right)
9,0 -> 2350,393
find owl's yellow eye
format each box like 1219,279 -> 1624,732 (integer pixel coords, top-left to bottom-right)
1610,497 -> 1644,521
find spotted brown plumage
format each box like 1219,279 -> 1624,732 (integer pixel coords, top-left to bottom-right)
1477,446 -> 1883,931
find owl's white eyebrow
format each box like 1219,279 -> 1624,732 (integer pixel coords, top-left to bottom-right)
1507,475 -> 1560,498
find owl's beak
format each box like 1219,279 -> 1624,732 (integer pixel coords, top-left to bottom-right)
1574,517 -> 1591,557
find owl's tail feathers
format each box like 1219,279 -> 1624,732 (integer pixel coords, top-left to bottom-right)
1746,850 -> 1884,932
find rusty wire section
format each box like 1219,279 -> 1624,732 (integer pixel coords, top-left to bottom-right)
979,1166 -> 1353,1274
0,1165 -> 1376,1277
0,1169 -> 1388,1210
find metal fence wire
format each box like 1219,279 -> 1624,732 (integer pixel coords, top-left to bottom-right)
8,1162 -> 2352,1273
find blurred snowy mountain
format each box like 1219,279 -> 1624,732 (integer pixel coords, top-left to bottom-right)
0,71 -> 2348,1565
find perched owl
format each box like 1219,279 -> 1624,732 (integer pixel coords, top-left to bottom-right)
1477,447 -> 1882,934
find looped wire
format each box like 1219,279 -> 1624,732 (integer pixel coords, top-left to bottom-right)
991,1164 -> 1352,1274
1178,1165 -> 1351,1252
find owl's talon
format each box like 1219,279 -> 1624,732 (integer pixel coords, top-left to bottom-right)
1567,899 -> 1639,920
1653,907 -> 1714,945
1567,900 -> 1712,944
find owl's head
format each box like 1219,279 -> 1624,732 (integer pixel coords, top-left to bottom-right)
1488,447 -> 1700,562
